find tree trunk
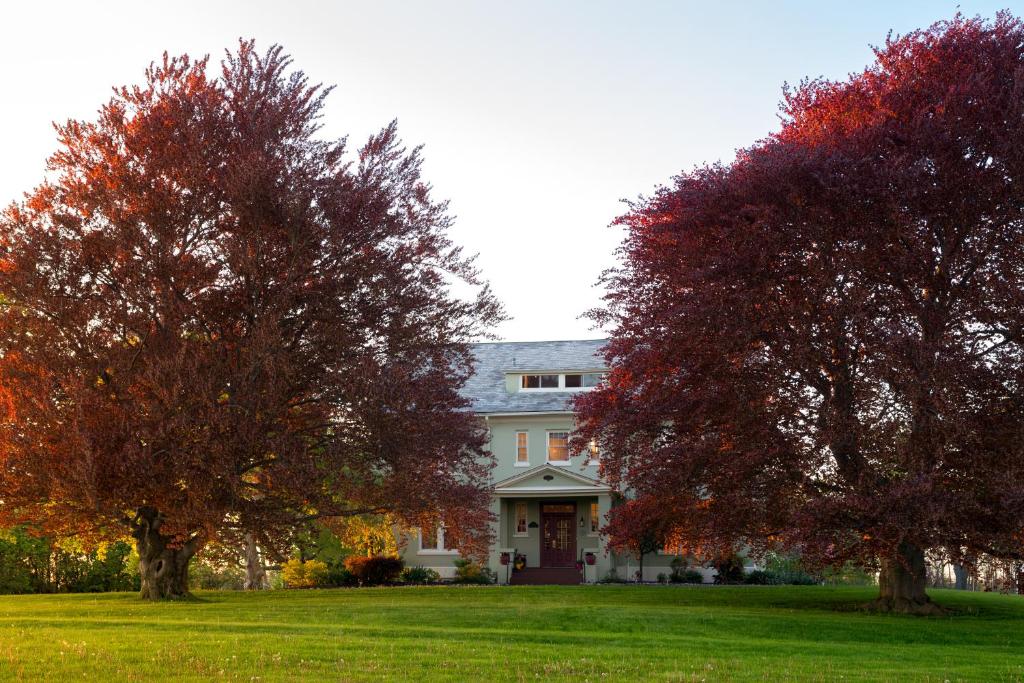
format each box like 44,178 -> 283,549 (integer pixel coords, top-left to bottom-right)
243,533 -> 268,590
952,563 -> 969,591
868,541 -> 945,615
131,507 -> 201,600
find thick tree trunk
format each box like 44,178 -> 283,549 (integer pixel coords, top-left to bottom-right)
868,541 -> 945,615
952,563 -> 969,591
131,507 -> 201,600
243,533 -> 268,590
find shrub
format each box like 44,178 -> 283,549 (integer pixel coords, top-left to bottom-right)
656,572 -> 668,584
324,564 -> 357,588
190,560 -> 245,590
452,558 -> 495,585
713,555 -> 746,584
282,558 -> 329,588
343,555 -> 404,586
744,570 -> 783,585
762,552 -> 818,585
670,569 -> 705,584
401,566 -> 440,585
599,568 -> 626,583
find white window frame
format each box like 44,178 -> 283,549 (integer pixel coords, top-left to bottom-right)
546,430 -> 571,465
588,501 -> 600,536
514,431 -> 530,467
513,501 -> 529,537
417,525 -> 459,555
519,372 -> 606,393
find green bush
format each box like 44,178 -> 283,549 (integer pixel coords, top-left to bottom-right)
452,558 -> 495,584
401,566 -> 441,585
761,552 -> 819,585
189,560 -> 245,590
670,569 -> 705,584
656,572 -> 668,584
0,529 -> 139,594
744,569 -> 783,585
324,564 -> 357,588
343,555 -> 404,586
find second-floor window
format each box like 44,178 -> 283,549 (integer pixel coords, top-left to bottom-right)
547,431 -> 570,463
515,431 -> 529,465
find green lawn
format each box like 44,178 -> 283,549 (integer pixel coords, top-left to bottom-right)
0,586 -> 1020,681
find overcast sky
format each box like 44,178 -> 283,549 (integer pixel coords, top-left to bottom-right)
1,1 -> 1015,341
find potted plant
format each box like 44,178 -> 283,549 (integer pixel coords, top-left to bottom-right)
513,553 -> 526,571
500,552 -> 510,566
585,552 -> 596,566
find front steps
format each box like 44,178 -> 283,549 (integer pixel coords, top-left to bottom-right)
508,567 -> 583,585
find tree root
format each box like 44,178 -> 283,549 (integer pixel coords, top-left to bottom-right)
862,596 -> 948,616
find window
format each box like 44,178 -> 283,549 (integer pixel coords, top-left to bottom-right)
419,525 -> 458,553
520,373 -> 606,392
514,502 -> 528,536
521,374 -> 559,389
565,373 -> 605,388
586,439 -> 600,464
515,431 -> 529,465
589,502 -> 600,535
547,431 -> 570,463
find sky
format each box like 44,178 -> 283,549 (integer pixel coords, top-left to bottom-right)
0,1 -> 1017,341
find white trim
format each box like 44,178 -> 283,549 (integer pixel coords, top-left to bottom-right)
477,411 -> 573,417
493,463 -> 605,489
494,486 -> 611,497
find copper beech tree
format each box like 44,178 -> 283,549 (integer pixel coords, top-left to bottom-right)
577,14 -> 1024,613
0,43 -> 501,599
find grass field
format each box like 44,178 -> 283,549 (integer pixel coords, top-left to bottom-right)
0,585 -> 1021,681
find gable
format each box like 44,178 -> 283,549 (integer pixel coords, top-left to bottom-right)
493,464 -> 610,496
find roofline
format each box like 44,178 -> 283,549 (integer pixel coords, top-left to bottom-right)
470,338 -> 608,346
501,368 -> 607,373
479,410 -> 574,417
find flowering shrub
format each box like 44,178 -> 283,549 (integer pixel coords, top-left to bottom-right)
281,558 -> 329,588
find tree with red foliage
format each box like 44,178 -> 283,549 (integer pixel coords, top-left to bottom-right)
576,13 -> 1024,613
0,42 -> 502,599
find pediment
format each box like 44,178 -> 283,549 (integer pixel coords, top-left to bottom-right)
493,464 -> 610,496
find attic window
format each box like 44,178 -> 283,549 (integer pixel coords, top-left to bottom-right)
521,374 -> 559,389
520,373 -> 605,392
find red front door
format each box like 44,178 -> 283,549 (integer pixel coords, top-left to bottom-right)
540,503 -> 577,567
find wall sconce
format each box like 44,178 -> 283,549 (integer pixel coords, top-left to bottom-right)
579,516 -> 585,528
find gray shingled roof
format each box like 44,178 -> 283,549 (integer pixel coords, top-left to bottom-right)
463,339 -> 608,414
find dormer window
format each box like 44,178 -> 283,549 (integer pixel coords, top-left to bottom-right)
521,374 -> 559,389
520,372 -> 605,392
